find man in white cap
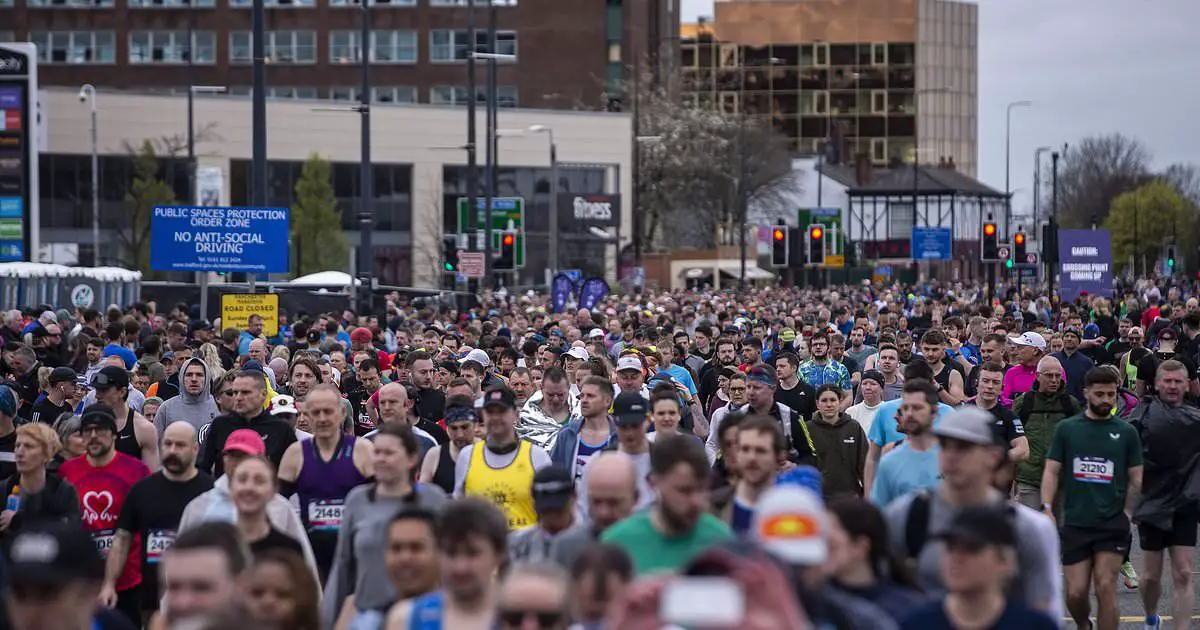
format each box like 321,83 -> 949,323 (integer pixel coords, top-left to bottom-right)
613,354 -> 649,398
1001,332 -> 1047,406
562,346 -> 589,386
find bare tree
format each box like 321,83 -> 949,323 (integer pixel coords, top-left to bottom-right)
1042,133 -> 1152,228
1162,163 -> 1200,207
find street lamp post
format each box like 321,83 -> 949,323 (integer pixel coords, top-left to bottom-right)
1005,100 -> 1032,239
1032,146 -> 1050,229
188,85 -> 225,322
528,125 -> 557,276
79,85 -> 100,266
471,51 -> 515,287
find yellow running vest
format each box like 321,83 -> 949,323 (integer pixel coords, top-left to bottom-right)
463,440 -> 537,530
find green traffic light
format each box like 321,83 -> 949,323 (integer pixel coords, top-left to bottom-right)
444,262 -> 454,271
1005,260 -> 1013,269
1169,259 -> 1176,268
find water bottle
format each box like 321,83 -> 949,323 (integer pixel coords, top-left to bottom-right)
6,486 -> 20,512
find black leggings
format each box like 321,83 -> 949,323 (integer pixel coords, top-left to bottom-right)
116,586 -> 143,630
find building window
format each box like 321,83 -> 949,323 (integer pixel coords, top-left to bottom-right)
230,0 -> 313,6
329,31 -> 362,64
718,44 -> 737,68
373,86 -> 417,103
871,90 -> 887,114
230,31 -> 316,64
28,0 -> 113,7
30,31 -> 116,64
871,138 -> 887,163
430,29 -> 516,62
330,0 -> 415,4
129,0 -> 216,6
607,43 -> 621,63
719,91 -> 738,114
813,43 -> 829,67
430,86 -> 468,105
129,31 -> 215,64
265,86 -> 317,99
330,86 -> 359,101
430,0 -> 511,5
871,42 -> 887,66
372,30 -> 417,63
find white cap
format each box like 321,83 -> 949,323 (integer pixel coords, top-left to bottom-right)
615,356 -> 643,373
752,485 -> 828,565
588,328 -> 605,339
565,347 -> 590,361
459,348 -> 492,367
1010,332 -> 1047,350
270,394 -> 299,417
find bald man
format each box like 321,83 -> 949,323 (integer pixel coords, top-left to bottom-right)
365,382 -> 439,455
1013,355 -> 1081,511
100,421 -> 216,616
551,452 -> 640,570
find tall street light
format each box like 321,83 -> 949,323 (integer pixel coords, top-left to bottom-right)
188,85 -> 225,322
1005,100 -> 1033,239
470,50 -> 516,285
78,84 -> 100,266
528,124 -> 558,277
1032,145 -> 1050,231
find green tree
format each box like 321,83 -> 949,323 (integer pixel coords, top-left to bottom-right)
291,152 -> 348,276
1104,180 -> 1198,274
120,139 -> 177,274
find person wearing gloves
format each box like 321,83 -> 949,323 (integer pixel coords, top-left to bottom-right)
153,357 -> 219,436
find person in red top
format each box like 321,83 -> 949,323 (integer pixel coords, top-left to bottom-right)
59,403 -> 151,628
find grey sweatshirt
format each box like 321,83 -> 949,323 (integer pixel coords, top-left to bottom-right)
321,483 -> 449,628
154,358 -> 219,436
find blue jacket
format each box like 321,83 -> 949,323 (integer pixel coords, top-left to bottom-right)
548,416 -> 618,478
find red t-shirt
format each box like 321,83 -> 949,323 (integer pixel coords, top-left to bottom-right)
59,453 -> 151,591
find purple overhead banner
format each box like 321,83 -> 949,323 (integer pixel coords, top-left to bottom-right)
1057,229 -> 1113,301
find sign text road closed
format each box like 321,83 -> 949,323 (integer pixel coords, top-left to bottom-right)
151,206 -> 290,273
221,293 -> 280,337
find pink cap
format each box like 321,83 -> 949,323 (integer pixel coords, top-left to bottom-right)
223,429 -> 266,456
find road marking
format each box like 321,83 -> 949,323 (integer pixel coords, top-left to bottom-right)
1065,615 -> 1200,623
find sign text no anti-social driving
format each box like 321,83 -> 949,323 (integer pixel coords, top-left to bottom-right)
150,205 -> 290,273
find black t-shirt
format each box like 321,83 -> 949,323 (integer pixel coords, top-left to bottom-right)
775,381 -> 815,422
981,402 -> 1024,445
27,397 -> 73,425
412,387 -> 446,423
346,389 -> 377,436
1137,351 -> 1199,393
250,527 -> 305,558
116,471 -> 215,611
0,431 -> 15,482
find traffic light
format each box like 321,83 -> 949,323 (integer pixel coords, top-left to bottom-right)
807,224 -> 825,265
1013,229 -> 1027,264
442,236 -> 459,273
1167,245 -> 1177,270
770,224 -> 789,268
981,221 -> 998,261
495,230 -> 516,270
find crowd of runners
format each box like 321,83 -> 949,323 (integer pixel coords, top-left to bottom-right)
0,276 -> 1196,630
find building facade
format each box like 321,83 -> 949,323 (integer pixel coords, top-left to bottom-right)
682,0 -> 978,175
36,88 -> 632,287
0,0 -> 677,111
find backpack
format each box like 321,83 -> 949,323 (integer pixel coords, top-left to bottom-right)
1017,390 -> 1076,426
903,491 -> 1017,571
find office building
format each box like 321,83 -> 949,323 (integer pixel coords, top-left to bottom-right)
682,0 -> 978,175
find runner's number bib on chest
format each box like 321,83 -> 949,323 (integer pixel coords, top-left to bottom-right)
309,499 -> 345,531
146,529 -> 176,563
93,528 -> 115,558
1073,456 -> 1115,484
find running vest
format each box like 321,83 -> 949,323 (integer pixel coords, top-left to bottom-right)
463,441 -> 537,530
408,591 -> 445,630
431,444 -> 456,496
115,408 -> 141,460
296,435 -> 368,579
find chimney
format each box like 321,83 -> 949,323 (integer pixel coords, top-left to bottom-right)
854,152 -> 873,186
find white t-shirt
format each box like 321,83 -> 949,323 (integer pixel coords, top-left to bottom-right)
846,400 -> 883,435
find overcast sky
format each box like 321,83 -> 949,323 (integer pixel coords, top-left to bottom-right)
679,0 -> 1200,216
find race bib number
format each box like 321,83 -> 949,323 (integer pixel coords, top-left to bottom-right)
308,499 -> 345,531
92,528 -> 115,558
1073,456 -> 1115,484
146,529 -> 176,563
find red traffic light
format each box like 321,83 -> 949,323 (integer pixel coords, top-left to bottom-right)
983,223 -> 996,236
1014,233 -> 1025,245
809,226 -> 823,239
502,233 -> 514,246
772,228 -> 785,241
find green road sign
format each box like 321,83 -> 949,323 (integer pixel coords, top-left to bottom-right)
457,197 -> 526,268
797,207 -> 844,268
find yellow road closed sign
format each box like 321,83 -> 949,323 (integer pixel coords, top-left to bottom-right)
221,293 -> 280,337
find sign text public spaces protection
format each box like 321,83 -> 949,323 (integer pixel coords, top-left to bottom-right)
150,206 -> 290,273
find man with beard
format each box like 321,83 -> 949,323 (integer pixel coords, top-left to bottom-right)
698,338 -> 738,410
1042,367 -> 1142,630
198,370 -> 297,477
406,351 -> 446,428
797,332 -> 851,407
153,358 -> 219,435
710,415 -> 785,534
920,329 -> 966,407
522,368 -> 573,425
1137,327 -> 1199,397
59,405 -> 152,627
100,421 -> 215,620
602,433 -> 732,575
870,380 -> 943,506
419,396 -> 479,495
346,358 -> 384,436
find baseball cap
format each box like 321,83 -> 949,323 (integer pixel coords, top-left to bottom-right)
49,366 -> 77,385
587,328 -> 605,339
933,407 -> 1003,447
611,391 -> 649,426
92,365 -> 129,390
752,485 -> 828,566
1009,332 -> 1047,350
615,355 -> 643,373
481,386 -> 516,411
531,466 -> 575,511
350,328 -> 373,344
223,429 -> 266,456
8,523 -> 104,587
270,395 -> 298,417
101,344 -> 137,370
0,385 -> 15,418
565,347 -> 590,361
1083,323 -> 1101,340
935,504 -> 1016,549
458,348 -> 492,367
79,404 -> 118,433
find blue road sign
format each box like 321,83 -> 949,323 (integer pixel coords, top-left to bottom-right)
911,227 -> 953,260
150,206 -> 290,273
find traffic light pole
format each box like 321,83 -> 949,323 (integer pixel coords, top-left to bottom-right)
1049,152 -> 1059,301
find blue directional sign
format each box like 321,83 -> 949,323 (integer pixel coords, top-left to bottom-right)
911,227 -> 953,261
150,205 -> 290,273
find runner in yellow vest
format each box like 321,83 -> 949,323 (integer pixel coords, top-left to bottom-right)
455,386 -> 551,529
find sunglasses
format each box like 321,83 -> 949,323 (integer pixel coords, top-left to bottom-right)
497,610 -> 564,629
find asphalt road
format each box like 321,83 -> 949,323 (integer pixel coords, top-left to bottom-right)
1063,543 -> 1198,629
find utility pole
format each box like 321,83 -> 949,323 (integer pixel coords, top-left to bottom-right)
250,0 -> 266,293
483,0 -> 498,288
356,0 -> 373,312
464,0 -> 478,293
1049,151 -> 1059,300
